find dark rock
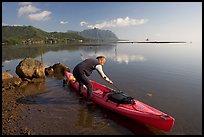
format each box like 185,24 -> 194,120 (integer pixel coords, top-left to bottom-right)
52,63 -> 70,74
45,67 -> 54,76
45,63 -> 70,79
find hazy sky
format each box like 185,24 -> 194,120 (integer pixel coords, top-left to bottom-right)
2,2 -> 202,42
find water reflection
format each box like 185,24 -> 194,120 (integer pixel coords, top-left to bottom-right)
80,45 -> 146,64
2,44 -> 80,62
2,44 -> 146,65
114,54 -> 145,64
76,105 -> 94,128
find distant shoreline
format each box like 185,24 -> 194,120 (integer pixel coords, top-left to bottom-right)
115,41 -> 187,44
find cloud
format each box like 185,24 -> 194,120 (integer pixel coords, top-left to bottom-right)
60,21 -> 68,24
81,17 -> 148,29
12,24 -> 23,26
2,22 -> 23,26
18,3 -> 52,22
80,21 -> 88,26
18,2 -> 32,6
28,11 -> 52,21
2,22 -> 8,26
18,5 -> 40,17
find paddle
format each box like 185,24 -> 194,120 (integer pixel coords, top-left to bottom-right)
112,83 -> 120,91
111,83 -> 123,93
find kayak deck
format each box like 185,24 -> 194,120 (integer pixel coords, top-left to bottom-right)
64,71 -> 175,131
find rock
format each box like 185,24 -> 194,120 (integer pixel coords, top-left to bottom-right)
52,63 -> 70,80
52,63 -> 70,74
16,58 -> 45,79
45,63 -> 70,79
2,76 -> 22,90
19,81 -> 28,88
22,78 -> 32,83
45,67 -> 54,76
12,76 -> 22,86
2,72 -> 13,80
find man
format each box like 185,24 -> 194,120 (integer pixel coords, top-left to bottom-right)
73,56 -> 113,101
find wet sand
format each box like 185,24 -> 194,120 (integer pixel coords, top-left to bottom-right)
2,82 -> 48,135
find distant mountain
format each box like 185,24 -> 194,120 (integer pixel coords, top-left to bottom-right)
2,26 -> 87,45
79,28 -> 119,41
2,25 -> 119,45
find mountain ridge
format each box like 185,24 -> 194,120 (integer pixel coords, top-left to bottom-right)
2,25 -> 119,45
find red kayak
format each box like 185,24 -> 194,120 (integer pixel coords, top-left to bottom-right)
64,71 -> 175,131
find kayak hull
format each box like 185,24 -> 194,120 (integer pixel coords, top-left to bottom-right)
64,71 -> 175,131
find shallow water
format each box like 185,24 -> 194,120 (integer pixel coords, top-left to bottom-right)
2,42 -> 202,135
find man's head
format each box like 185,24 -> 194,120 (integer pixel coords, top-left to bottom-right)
96,56 -> 106,65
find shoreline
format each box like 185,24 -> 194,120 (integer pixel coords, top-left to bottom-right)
2,81 -> 48,135
113,41 -> 187,44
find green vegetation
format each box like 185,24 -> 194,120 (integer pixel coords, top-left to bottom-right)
2,26 -> 119,45
2,26 -> 48,45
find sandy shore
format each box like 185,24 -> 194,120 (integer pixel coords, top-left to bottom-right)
2,82 -> 47,135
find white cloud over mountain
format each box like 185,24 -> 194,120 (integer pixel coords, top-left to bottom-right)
80,17 -> 148,29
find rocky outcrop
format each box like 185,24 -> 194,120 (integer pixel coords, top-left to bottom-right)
3,60 -> 71,92
2,58 -> 48,92
45,63 -> 70,80
16,58 -> 45,79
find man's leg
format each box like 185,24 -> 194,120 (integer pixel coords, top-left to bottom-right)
73,69 -> 92,100
78,81 -> 83,94
80,75 -> 92,100
73,69 -> 83,94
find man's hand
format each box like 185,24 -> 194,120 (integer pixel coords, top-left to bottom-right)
109,80 -> 113,84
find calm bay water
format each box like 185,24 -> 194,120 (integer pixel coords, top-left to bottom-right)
2,42 -> 202,135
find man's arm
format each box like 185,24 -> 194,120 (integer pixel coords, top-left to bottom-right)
95,65 -> 112,83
